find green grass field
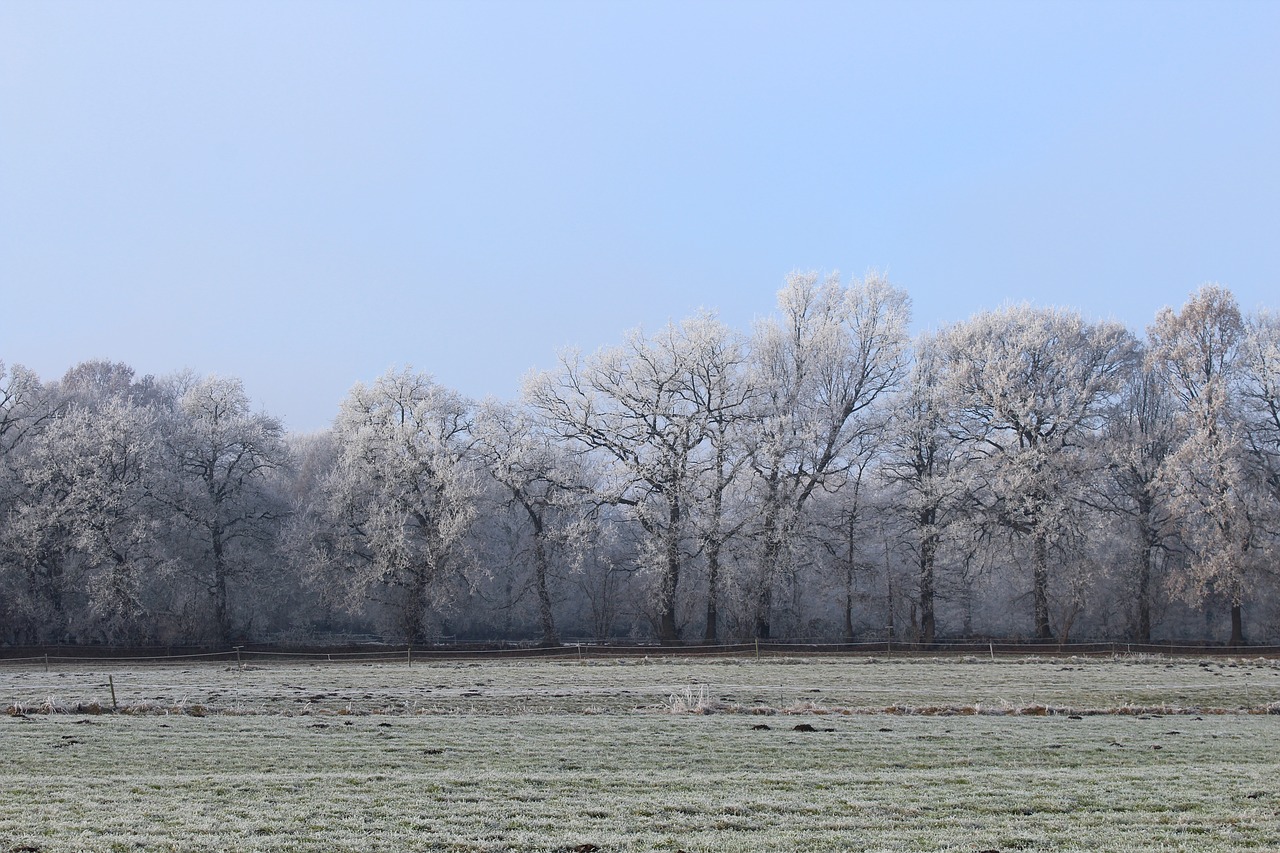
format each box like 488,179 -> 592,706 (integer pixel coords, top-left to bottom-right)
3,656 -> 1279,851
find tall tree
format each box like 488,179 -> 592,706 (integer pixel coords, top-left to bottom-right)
1149,285 -> 1260,645
937,304 -> 1137,640
1241,309 -> 1280,507
881,334 -> 964,645
25,400 -> 165,643
325,368 -> 477,643
162,376 -> 287,644
472,398 -> 589,646
745,272 -> 910,639
1095,359 -> 1181,641
526,315 -> 744,644
0,363 -> 61,642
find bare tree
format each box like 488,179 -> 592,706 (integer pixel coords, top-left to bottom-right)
161,376 -> 288,644
936,304 -> 1138,640
881,334 -> 965,645
744,272 -> 910,639
1094,359 -> 1181,641
1149,285 -> 1263,645
1241,309 -> 1280,507
526,315 -> 745,644
473,398 -> 591,646
324,368 -> 476,643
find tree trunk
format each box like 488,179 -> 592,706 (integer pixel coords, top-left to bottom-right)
658,496 -> 682,645
533,533 -> 558,647
918,509 -> 937,646
754,542 -> 777,641
524,506 -> 559,647
211,532 -> 231,646
702,540 -> 721,644
403,570 -> 429,645
1230,602 -> 1245,646
1032,531 -> 1052,641
1136,541 -> 1154,643
1133,497 -> 1156,643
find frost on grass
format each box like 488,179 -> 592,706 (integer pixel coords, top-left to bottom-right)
3,711 -> 1280,851
4,655 -> 1280,719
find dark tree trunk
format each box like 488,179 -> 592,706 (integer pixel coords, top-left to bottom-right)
658,496 -> 682,645
1032,531 -> 1052,641
211,532 -> 231,646
1134,496 -> 1157,643
754,547 -> 776,641
523,504 -> 559,647
403,570 -> 429,645
918,507 -> 938,647
1136,542 -> 1154,643
1230,602 -> 1245,646
703,540 -> 721,644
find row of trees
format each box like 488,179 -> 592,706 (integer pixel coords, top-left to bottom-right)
3,279 -> 1279,646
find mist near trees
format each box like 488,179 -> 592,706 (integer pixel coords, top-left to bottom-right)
4,280 -> 1280,646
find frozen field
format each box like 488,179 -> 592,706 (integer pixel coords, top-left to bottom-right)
2,656 -> 1279,851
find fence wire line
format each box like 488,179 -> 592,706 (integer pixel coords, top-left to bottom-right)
3,639 -> 1280,667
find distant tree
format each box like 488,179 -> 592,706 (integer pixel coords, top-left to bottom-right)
472,398 -> 590,646
1149,285 -> 1263,645
881,334 -> 965,645
744,272 -> 910,639
324,368 -> 477,643
160,375 -> 288,644
21,400 -> 166,643
1094,358 -> 1181,641
936,304 -> 1138,640
526,317 -> 730,645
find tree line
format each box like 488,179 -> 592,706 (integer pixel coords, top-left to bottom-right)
3,277 -> 1278,647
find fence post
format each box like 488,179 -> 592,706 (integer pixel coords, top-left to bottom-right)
754,637 -> 759,662
108,675 -> 117,711
44,654 -> 49,674
234,646 -> 242,669
407,645 -> 412,667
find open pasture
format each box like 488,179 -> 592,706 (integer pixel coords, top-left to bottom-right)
3,656 -> 1280,851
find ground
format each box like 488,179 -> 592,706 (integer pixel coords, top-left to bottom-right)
1,655 -> 1278,851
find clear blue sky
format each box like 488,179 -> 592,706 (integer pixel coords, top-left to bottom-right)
2,0 -> 1277,431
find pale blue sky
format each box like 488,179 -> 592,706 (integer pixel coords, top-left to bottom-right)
2,0 -> 1277,430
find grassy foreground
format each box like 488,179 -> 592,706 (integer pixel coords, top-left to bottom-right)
2,656 -> 1279,851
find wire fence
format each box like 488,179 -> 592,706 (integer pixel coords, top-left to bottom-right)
2,638 -> 1279,668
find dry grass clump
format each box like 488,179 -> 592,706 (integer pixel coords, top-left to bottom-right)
660,694 -> 1254,718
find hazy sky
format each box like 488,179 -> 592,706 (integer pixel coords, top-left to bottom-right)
3,1 -> 1277,431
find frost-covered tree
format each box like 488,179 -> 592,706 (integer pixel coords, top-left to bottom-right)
1094,359 -> 1181,641
0,362 -> 60,641
674,313 -> 756,642
0,361 -> 54,463
324,368 -> 477,643
21,400 -> 166,643
527,319 -> 722,644
1241,309 -> 1280,508
937,305 -> 1138,640
160,375 -> 288,644
472,398 -> 591,646
1149,285 -> 1264,645
744,272 -> 910,639
881,334 -> 965,645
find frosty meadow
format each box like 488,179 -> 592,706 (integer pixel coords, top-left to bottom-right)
2,654 -> 1279,851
